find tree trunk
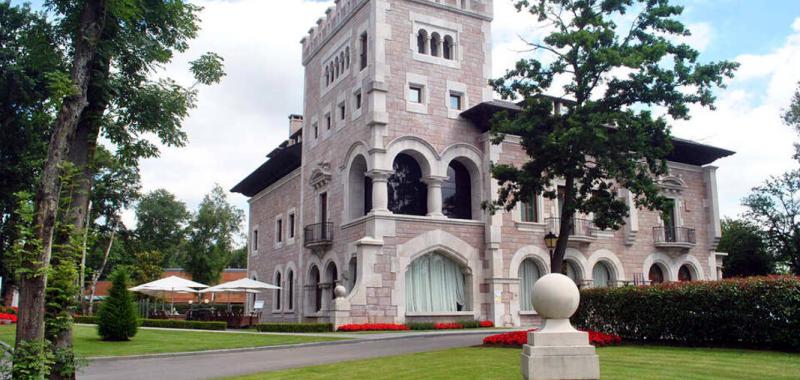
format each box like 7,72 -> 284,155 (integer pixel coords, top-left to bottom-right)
14,0 -> 108,374
88,226 -> 115,316
550,175 -> 575,274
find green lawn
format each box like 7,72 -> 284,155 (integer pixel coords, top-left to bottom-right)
223,345 -> 800,380
0,324 -> 343,358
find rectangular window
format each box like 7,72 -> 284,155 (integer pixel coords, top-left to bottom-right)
276,218 -> 283,243
355,90 -> 362,109
449,92 -> 462,110
409,85 -> 423,103
520,192 -> 538,223
359,32 -> 368,70
313,122 -> 319,139
252,230 -> 259,251
339,102 -> 346,121
288,213 -> 295,239
325,113 -> 331,130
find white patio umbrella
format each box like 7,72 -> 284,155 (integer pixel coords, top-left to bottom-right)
200,278 -> 280,311
129,276 -> 209,314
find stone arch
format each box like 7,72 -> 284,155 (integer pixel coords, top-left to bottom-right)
305,256 -> 323,313
643,252 -> 676,282
384,136 -> 439,177
440,144 -> 483,220
508,245 -> 550,278
563,248 -> 589,284
587,249 -> 625,285
396,229 -> 481,319
417,28 -> 428,54
272,266 -> 283,311
430,32 -> 441,57
346,153 -> 371,220
284,261 -> 298,311
673,254 -> 705,281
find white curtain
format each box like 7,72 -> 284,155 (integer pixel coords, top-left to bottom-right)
592,262 -> 610,288
405,253 -> 466,313
519,259 -> 540,311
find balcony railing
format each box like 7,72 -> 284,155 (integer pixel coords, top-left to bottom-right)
653,226 -> 696,248
304,222 -> 333,249
545,217 -> 597,241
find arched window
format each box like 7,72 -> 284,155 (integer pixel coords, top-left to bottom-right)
592,262 -> 611,288
287,270 -> 294,310
334,57 -> 340,78
443,35 -> 454,60
325,262 -> 338,299
348,155 -> 371,219
442,160 -> 471,219
562,260 -> 580,285
325,66 -> 330,86
274,271 -> 282,310
388,153 -> 427,216
430,32 -> 441,57
678,265 -> 692,282
405,252 -> 467,312
347,256 -> 358,292
309,265 -> 321,312
345,47 -> 350,69
340,51 -> 345,73
519,258 -> 541,311
417,29 -> 428,54
648,264 -> 665,284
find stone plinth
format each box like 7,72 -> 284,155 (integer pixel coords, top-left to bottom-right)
520,274 -> 599,380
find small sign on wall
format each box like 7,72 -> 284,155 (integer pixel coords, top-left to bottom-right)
254,300 -> 264,310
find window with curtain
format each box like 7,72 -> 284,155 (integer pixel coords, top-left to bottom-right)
519,259 -> 540,311
405,252 -> 466,313
520,191 -> 538,222
592,262 -> 611,288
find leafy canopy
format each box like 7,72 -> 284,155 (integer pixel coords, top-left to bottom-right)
717,218 -> 774,278
488,0 -> 737,272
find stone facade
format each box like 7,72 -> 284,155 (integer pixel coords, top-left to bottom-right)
236,0 -> 730,327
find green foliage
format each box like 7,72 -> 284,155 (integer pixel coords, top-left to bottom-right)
487,0 -> 737,272
743,170 -> 800,275
7,192 -> 43,280
783,82 -> 800,160
718,218 -> 775,277
117,250 -> 164,287
255,323 -> 333,333
190,52 -> 226,86
96,269 -> 138,341
140,320 -> 226,331
72,316 -> 97,325
227,246 -> 248,269
134,189 -> 189,268
405,322 -> 436,330
11,339 -> 54,380
573,277 -> 800,351
185,185 -> 244,284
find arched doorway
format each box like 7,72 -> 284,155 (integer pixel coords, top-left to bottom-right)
348,155 -> 371,219
442,160 -> 472,220
308,265 -> 321,312
519,258 -> 542,311
325,262 -> 338,300
678,265 -> 693,282
648,264 -> 665,284
405,252 -> 469,312
388,153 -> 427,216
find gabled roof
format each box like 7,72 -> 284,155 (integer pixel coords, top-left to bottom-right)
230,142 -> 302,197
461,100 -> 735,166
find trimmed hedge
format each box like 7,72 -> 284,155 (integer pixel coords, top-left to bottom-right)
572,276 -> 800,351
141,319 -> 226,331
256,323 -> 333,333
72,316 -> 226,331
406,322 -> 436,330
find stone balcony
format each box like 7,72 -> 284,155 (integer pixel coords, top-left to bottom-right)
653,226 -> 696,249
304,222 -> 334,251
545,217 -> 597,244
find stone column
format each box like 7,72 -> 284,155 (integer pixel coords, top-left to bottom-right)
367,169 -> 392,214
423,176 -> 447,218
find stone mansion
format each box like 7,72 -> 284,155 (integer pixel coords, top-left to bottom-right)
232,0 -> 733,327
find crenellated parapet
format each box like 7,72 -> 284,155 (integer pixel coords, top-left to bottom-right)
300,0 -> 493,64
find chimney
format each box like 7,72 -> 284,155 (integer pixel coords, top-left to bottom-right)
289,114 -> 303,136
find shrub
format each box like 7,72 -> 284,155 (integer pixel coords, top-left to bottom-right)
140,319 -> 226,331
479,320 -> 494,328
256,323 -> 333,333
406,322 -> 435,330
433,322 -> 463,330
337,323 -> 409,332
73,316 -> 98,324
572,276 -> 800,351
97,269 -> 138,341
482,329 -> 621,347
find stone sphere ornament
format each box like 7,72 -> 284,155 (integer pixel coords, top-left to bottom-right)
333,284 -> 347,299
532,273 -> 580,319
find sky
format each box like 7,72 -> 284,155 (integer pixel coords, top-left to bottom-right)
12,0 -> 800,228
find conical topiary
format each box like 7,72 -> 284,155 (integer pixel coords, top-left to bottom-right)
97,268 -> 138,341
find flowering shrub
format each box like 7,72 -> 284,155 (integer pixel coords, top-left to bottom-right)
479,320 -> 494,328
433,322 -> 463,330
0,306 -> 17,315
573,276 -> 800,351
0,313 -> 17,323
338,323 -> 410,332
482,329 -> 621,347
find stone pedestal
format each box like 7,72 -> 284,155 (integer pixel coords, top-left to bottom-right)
520,274 -> 600,380
330,285 -> 351,329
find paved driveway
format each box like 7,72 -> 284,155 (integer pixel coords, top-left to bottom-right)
79,332 -> 495,380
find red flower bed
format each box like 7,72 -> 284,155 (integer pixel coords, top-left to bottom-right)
482,329 -> 621,347
0,306 -> 17,315
479,320 -> 494,328
433,322 -> 463,330
337,323 -> 410,332
0,313 -> 17,323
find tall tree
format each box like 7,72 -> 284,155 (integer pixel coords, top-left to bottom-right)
717,218 -> 774,277
783,82 -> 800,159
134,189 -> 190,268
743,171 -> 800,275
185,185 -> 244,284
487,0 -> 737,273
